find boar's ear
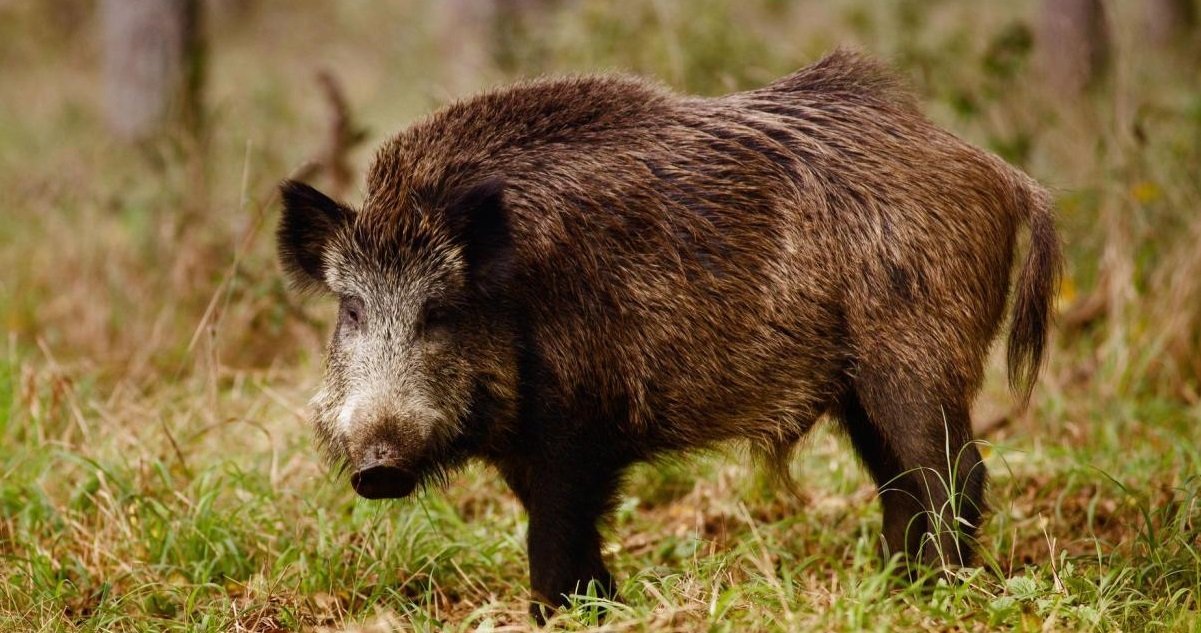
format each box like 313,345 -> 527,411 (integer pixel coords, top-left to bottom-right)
277,179 -> 352,293
445,176 -> 514,295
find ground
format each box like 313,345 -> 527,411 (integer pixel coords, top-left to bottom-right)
1,1 -> 1199,631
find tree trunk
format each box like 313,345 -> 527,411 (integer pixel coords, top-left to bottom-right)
100,0 -> 204,142
1144,0 -> 1196,45
1037,0 -> 1110,94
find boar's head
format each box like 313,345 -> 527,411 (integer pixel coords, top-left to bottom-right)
276,177 -> 517,499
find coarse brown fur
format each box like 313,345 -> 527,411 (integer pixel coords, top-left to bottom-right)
277,49 -> 1061,619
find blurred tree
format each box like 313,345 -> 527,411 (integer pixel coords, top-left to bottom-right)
1144,0 -> 1197,45
1036,0 -> 1109,94
100,0 -> 204,142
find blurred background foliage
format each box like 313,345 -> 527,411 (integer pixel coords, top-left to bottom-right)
0,0 -> 1198,404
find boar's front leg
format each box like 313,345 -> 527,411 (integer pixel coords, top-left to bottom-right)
498,451 -> 624,623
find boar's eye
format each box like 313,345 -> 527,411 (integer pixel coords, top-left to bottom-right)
339,296 -> 365,332
420,303 -> 456,338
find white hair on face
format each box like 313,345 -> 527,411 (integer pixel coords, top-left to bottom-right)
337,392 -> 363,435
328,381 -> 450,444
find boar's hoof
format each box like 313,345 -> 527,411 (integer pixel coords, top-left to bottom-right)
350,461 -> 417,499
528,574 -> 619,626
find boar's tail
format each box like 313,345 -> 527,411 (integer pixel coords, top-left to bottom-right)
1006,183 -> 1062,405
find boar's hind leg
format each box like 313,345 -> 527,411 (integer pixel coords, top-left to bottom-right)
499,456 -> 624,622
838,375 -> 987,577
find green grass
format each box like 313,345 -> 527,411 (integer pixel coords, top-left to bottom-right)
2,343 -> 1198,631
2,0 -> 1200,631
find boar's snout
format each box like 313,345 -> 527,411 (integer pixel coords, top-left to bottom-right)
350,445 -> 418,499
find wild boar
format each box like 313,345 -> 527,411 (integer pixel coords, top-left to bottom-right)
277,49 -> 1061,617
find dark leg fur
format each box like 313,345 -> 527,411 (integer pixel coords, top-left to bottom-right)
499,452 -> 624,624
839,384 -> 987,576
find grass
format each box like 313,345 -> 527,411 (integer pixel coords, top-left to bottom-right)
2,0 -> 1200,631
